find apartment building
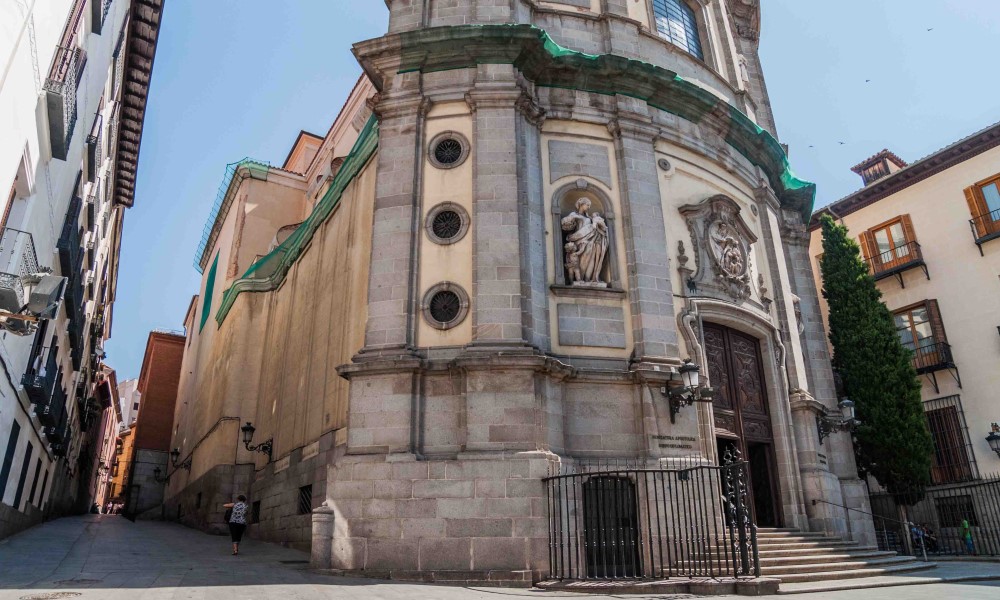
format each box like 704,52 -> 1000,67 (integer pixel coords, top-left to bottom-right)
0,0 -> 164,538
117,377 -> 139,427
810,121 -> 1000,551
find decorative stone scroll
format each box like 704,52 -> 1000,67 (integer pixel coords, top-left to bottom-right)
679,195 -> 758,303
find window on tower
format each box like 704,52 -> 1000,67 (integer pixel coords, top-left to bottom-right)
652,0 -> 704,60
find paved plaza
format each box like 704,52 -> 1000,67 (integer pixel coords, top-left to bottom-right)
1,515 -> 1000,600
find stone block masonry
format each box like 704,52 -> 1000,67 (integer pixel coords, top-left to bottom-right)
321,452 -> 555,583
557,303 -> 627,348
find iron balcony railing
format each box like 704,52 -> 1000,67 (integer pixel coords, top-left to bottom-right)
44,46 -> 84,160
0,228 -> 39,314
970,208 -> 1000,255
865,240 -> 925,281
911,342 -> 955,374
24,348 -> 60,425
543,459 -> 760,580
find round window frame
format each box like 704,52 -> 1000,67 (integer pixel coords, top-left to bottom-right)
421,282 -> 470,331
427,131 -> 471,170
424,202 -> 470,245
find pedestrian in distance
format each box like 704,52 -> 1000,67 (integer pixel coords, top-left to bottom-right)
223,494 -> 249,556
961,518 -> 976,555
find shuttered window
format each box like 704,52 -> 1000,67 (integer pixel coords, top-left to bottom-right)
859,214 -> 917,269
893,300 -> 949,371
199,253 -> 219,332
965,174 -> 1000,239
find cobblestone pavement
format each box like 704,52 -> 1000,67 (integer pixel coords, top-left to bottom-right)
1,515 -> 999,599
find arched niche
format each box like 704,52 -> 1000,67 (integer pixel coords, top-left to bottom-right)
550,179 -> 621,289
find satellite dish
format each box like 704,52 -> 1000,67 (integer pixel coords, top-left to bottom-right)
26,274 -> 67,319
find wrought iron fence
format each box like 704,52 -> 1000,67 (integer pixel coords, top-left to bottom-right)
865,240 -> 923,278
869,474 -> 1000,557
543,457 -> 759,580
911,342 -> 954,374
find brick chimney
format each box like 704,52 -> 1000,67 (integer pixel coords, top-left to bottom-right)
851,149 -> 908,186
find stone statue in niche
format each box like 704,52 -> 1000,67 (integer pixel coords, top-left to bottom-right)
561,197 -> 608,287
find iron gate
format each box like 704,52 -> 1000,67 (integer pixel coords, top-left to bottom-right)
544,460 -> 759,580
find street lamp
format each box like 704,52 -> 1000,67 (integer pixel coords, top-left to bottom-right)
661,359 -> 714,424
241,421 -> 273,462
170,448 -> 192,471
986,423 -> 1000,459
817,398 -> 860,443
152,466 -> 167,483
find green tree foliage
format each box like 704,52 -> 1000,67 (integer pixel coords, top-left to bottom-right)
818,215 -> 933,504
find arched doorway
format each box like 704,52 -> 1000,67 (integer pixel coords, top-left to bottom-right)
704,323 -> 782,527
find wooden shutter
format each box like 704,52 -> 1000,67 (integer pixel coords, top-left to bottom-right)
858,230 -> 878,270
925,299 -> 948,344
965,185 -> 988,238
899,214 -> 917,247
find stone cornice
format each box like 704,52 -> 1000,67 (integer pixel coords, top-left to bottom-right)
353,24 -> 815,221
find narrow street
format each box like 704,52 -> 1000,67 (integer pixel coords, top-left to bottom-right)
2,515 -> 1000,600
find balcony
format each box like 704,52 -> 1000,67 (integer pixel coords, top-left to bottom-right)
970,208 -> 1000,255
911,342 -> 961,394
44,46 -> 84,161
0,228 -> 39,314
59,197 -> 87,369
865,240 -> 929,288
23,347 -> 59,423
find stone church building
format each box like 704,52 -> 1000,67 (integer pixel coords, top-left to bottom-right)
165,0 -> 876,584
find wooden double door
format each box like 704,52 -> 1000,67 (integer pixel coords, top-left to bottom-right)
704,323 -> 782,528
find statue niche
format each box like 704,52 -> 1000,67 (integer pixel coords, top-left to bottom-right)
561,196 -> 609,287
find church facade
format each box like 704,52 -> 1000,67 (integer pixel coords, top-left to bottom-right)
165,0 -> 873,584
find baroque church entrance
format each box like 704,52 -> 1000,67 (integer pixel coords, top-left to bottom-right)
704,323 -> 782,527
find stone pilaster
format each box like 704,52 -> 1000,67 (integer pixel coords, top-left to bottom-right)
609,97 -> 679,363
359,90 -> 427,356
466,65 -> 530,345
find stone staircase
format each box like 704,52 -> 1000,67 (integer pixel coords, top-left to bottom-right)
755,527 -> 934,583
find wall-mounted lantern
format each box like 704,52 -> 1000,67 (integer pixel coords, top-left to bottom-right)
241,421 -> 273,462
986,423 -> 1000,459
817,398 -> 859,443
170,448 -> 192,471
661,359 -> 715,424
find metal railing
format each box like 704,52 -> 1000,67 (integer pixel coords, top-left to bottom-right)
0,228 -> 39,314
970,208 -> 1000,254
25,348 -> 60,424
910,342 -> 954,373
865,240 -> 924,279
869,474 -> 1000,557
44,46 -> 82,159
543,459 -> 759,580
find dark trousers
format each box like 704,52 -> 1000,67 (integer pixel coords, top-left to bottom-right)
229,523 -> 246,543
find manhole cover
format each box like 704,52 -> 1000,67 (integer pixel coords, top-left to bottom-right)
20,593 -> 83,600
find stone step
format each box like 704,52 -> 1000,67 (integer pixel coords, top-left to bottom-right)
756,531 -> 834,538
757,545 -> 880,557
755,540 -> 860,550
771,561 -> 935,583
759,550 -> 898,565
761,556 -> 919,576
756,536 -> 848,544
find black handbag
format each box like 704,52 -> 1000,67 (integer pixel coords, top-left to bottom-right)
224,508 -> 233,522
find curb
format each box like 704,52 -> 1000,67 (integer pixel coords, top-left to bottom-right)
777,573 -> 1000,594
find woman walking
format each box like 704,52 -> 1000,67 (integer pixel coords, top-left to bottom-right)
223,495 -> 249,555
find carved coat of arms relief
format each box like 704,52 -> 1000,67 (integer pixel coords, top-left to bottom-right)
679,195 -> 758,304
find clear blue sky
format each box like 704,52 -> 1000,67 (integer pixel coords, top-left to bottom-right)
106,0 -> 1000,379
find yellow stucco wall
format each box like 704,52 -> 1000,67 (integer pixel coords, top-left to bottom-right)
417,103 -> 474,347
808,145 -> 1000,473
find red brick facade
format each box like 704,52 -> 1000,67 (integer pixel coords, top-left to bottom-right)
133,332 -> 185,452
